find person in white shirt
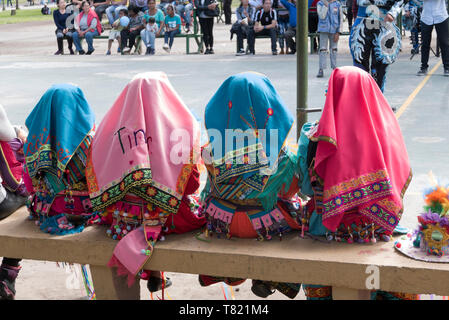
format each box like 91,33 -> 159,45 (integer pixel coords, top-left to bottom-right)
417,0 -> 449,76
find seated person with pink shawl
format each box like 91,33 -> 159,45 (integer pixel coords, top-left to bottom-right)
85,72 -> 206,293
0,104 -> 30,300
298,66 -> 417,300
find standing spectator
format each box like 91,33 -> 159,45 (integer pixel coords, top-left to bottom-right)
157,0 -> 171,14
121,5 -> 144,53
41,4 -> 52,14
308,0 -> 320,52
417,0 -> 449,76
72,1 -> 103,54
106,0 -> 128,25
175,0 -> 193,32
53,0 -> 75,55
91,0 -> 110,22
223,0 -> 232,24
233,0 -> 255,55
142,16 -> 159,54
130,0 -> 149,11
346,0 -> 353,29
7,0 -> 12,7
195,0 -> 219,54
276,0 -> 289,54
163,4 -> 181,52
316,0 -> 343,78
281,0 -> 296,54
249,0 -> 272,11
251,0 -> 278,55
106,8 -> 128,54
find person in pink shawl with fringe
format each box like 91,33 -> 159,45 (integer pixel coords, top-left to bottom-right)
86,72 -> 206,294
298,66 -> 417,300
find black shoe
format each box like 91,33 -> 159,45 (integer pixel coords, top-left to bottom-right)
209,48 -> 214,54
147,276 -> 172,293
54,50 -> 63,55
317,69 -> 324,78
69,48 -> 74,55
145,47 -> 151,55
86,49 -> 94,55
251,280 -> 275,298
444,69 -> 449,77
272,51 -> 277,55
204,48 -> 211,54
287,48 -> 296,55
236,49 -> 245,56
150,48 -> 155,55
78,50 -> 86,55
417,67 -> 428,76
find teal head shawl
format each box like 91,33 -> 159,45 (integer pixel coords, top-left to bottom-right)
204,72 -> 294,191
24,84 -> 95,196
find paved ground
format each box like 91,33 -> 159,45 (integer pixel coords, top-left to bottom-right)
0,18 -> 448,300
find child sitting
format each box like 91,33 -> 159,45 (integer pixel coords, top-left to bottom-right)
107,8 -> 129,55
141,16 -> 159,55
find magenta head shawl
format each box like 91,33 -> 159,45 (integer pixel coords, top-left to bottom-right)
311,66 -> 412,234
86,72 -> 200,214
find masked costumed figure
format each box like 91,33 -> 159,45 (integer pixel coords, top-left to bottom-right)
25,84 -> 96,235
349,0 -> 404,92
198,72 -> 302,299
298,66 -> 417,300
85,72 -> 205,293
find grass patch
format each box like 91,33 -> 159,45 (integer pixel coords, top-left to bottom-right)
0,8 -> 53,24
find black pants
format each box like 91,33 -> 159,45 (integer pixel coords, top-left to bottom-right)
121,29 -> 141,49
95,4 -> 109,22
236,24 -> 255,51
421,18 -> 449,70
199,17 -> 214,49
347,6 -> 353,29
285,26 -> 296,51
251,28 -> 277,53
308,12 -> 318,51
223,0 -> 232,24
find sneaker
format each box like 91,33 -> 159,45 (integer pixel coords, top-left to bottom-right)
272,51 -> 278,55
246,50 -> 255,55
185,26 -> 190,33
317,69 -> 324,78
236,49 -> 245,56
417,67 -> 428,76
287,48 -> 296,55
86,49 -> 95,55
122,47 -> 131,54
150,48 -> 155,55
78,50 -> 85,55
209,48 -> 214,54
163,43 -> 170,52
204,48 -> 211,54
54,50 -> 63,55
145,47 -> 151,55
444,69 -> 449,77
106,50 -> 111,55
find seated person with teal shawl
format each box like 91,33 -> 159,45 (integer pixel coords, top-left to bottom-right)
198,72 -> 303,299
24,84 -> 96,235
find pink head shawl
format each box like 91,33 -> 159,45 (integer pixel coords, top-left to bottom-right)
86,72 -> 200,214
311,66 -> 412,234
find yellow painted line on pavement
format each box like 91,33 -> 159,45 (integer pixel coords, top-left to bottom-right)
395,61 -> 442,119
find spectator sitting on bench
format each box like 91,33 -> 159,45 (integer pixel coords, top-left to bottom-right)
73,1 -> 103,54
106,0 -> 128,26
141,16 -> 159,54
281,0 -> 296,54
174,0 -> 193,33
107,8 -> 129,55
91,0 -> 110,23
53,0 -> 75,55
41,3 -> 52,14
145,0 -> 165,37
163,4 -> 181,53
120,5 -> 144,54
233,0 -> 255,56
250,0 -> 278,55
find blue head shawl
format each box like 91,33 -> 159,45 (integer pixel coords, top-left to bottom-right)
204,72 -> 294,190
24,84 -> 95,195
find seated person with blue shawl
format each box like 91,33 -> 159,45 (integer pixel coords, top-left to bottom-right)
24,84 -> 96,235
198,72 -> 302,299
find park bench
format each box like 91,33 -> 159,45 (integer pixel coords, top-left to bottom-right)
82,9 -> 203,55
1,206 -> 449,300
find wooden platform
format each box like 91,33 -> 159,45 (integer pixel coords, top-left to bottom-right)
1,207 -> 449,299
